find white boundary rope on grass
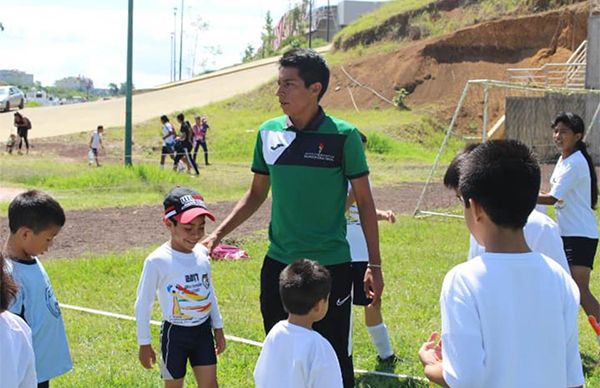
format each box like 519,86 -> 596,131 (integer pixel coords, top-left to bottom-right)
60,303 -> 428,383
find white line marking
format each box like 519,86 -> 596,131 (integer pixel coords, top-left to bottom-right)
60,303 -> 426,382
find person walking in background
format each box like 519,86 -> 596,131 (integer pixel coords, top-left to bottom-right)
174,113 -> 200,176
89,125 -> 104,167
538,112 -> 600,335
13,112 -> 31,155
192,114 -> 210,166
159,115 -> 176,169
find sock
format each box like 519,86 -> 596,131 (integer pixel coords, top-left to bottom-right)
367,322 -> 393,359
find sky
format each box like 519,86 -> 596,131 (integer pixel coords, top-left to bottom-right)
0,0 -> 336,89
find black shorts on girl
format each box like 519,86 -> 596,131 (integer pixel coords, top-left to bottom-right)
159,319 -> 216,380
562,236 -> 599,269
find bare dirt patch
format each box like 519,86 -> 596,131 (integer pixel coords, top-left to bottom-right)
0,183 -> 451,259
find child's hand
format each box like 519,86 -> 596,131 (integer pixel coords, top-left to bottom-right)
138,344 -> 156,369
418,332 -> 443,367
376,209 -> 396,223
214,328 -> 226,355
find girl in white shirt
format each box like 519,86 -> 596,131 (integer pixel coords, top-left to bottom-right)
538,112 -> 600,325
0,254 -> 37,387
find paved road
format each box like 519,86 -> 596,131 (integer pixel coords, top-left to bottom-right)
0,60 -> 279,139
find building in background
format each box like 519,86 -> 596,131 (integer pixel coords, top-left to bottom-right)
0,69 -> 34,86
272,0 -> 384,51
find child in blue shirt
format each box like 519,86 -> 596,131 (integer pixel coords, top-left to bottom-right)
4,190 -> 72,387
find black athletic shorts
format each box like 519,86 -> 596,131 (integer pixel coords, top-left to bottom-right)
162,144 -> 174,155
562,236 -> 599,269
260,256 -> 355,388
91,148 -> 98,156
350,261 -> 372,306
159,319 -> 216,380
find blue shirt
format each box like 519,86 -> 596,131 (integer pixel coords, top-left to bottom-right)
8,258 -> 72,383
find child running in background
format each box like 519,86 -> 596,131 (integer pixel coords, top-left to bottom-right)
0,252 -> 37,387
160,115 -> 176,169
89,125 -> 104,167
135,187 -> 225,388
420,140 -> 584,387
3,190 -> 72,388
443,143 -> 570,273
538,112 -> 600,333
347,131 -> 396,363
254,259 -> 343,388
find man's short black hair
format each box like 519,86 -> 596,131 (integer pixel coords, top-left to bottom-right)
176,113 -> 185,122
279,48 -> 330,101
160,115 -> 169,123
8,190 -> 65,234
443,143 -> 480,190
459,140 -> 540,228
279,259 -> 331,315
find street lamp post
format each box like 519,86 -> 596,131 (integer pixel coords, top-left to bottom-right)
179,0 -> 184,81
173,7 -> 177,82
326,0 -> 330,42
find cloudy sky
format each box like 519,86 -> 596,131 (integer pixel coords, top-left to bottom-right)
1,0 -> 335,88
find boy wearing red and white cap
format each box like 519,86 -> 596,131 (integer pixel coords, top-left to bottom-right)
135,187 -> 225,388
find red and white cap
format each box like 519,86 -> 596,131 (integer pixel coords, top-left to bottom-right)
163,187 -> 215,224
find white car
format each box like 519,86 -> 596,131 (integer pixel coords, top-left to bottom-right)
0,86 -> 25,112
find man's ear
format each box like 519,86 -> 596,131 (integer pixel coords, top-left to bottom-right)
309,82 -> 322,98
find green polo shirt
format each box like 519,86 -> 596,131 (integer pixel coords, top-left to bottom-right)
251,108 -> 369,266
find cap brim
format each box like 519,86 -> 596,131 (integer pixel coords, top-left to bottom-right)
174,208 -> 216,224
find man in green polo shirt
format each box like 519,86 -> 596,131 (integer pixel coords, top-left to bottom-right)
203,48 -> 383,387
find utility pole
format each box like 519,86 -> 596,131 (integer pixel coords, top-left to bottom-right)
326,0 -> 330,42
308,0 -> 312,48
179,0 -> 184,81
173,7 -> 177,82
124,0 -> 134,166
170,33 -> 174,82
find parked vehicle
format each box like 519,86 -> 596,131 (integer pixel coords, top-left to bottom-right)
0,86 -> 25,112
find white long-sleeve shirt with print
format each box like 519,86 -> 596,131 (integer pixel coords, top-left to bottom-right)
135,243 -> 223,345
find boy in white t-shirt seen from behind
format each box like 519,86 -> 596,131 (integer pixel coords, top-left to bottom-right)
443,143 -> 570,273
135,187 -> 226,388
254,259 -> 343,388
420,140 -> 584,388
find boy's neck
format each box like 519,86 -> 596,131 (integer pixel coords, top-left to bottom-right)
483,227 -> 530,254
287,313 -> 315,330
3,236 -> 32,261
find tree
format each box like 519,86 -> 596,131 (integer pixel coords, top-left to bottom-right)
108,83 -> 119,96
261,11 -> 275,58
242,44 -> 255,63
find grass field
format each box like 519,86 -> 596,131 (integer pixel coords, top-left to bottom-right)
42,216 -> 600,387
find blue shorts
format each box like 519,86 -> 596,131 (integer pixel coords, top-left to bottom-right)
159,319 -> 216,380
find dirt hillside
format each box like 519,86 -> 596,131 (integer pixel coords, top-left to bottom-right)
323,3 -> 589,132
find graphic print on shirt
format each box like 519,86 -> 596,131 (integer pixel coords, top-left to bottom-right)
166,272 -> 211,322
45,284 -> 61,318
261,130 -> 297,165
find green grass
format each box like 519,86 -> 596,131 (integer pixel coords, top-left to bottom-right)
42,216 -> 600,386
334,0 -> 436,42
0,81 -> 462,211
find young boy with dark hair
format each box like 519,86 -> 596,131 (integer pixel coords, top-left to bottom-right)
420,140 -> 584,387
89,125 -> 104,167
135,187 -> 225,388
254,259 -> 342,388
443,144 -> 569,273
3,190 -> 72,387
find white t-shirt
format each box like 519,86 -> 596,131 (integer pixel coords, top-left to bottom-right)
254,320 -> 343,388
440,252 -> 583,388
134,243 -> 223,345
90,130 -> 102,149
549,150 -> 598,238
0,311 -> 37,388
162,122 -> 175,146
468,209 -> 570,273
